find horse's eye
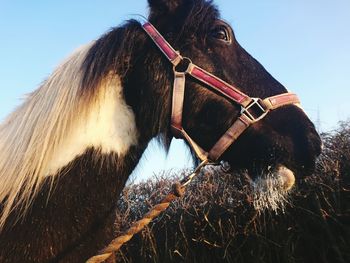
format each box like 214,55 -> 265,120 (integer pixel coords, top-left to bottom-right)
211,26 -> 231,43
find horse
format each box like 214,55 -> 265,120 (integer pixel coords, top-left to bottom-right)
0,0 -> 322,262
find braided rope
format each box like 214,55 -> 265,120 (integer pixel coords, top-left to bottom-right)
86,160 -> 209,263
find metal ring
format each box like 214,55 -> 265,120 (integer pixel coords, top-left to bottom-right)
173,57 -> 193,74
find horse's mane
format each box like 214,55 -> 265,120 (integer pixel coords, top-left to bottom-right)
0,43 -> 100,228
0,18 -> 147,229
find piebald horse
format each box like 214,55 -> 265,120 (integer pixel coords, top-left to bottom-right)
0,0 -> 321,262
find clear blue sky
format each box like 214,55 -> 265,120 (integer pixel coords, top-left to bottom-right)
0,1 -> 349,181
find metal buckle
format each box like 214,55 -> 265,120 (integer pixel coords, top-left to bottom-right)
173,57 -> 193,74
241,98 -> 269,122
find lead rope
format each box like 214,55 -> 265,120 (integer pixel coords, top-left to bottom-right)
86,159 -> 210,263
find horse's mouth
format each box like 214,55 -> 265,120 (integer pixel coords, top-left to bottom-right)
221,154 -> 298,191
244,164 -> 296,191
245,164 -> 296,214
214,162 -> 296,214
271,165 -> 296,191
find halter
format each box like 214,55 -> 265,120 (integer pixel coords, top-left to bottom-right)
142,21 -> 300,162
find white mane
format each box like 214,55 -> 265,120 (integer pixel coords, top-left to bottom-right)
0,43 -> 138,229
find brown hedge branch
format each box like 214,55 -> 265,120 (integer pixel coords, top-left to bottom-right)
112,122 -> 350,263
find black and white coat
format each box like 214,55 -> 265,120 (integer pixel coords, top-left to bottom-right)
0,0 -> 321,262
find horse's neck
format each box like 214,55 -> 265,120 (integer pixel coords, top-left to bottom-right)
0,73 -> 151,261
0,32 -> 170,259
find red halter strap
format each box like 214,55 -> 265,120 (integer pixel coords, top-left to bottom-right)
142,22 -> 300,162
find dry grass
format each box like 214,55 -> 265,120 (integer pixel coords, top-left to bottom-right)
112,122 -> 350,263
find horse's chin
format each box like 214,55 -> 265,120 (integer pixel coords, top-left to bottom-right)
219,156 -> 297,191
248,164 -> 295,214
244,164 -> 296,190
218,160 -> 297,214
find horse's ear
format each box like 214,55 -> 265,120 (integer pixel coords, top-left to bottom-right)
148,0 -> 185,16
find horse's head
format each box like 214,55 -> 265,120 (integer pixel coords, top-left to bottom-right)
143,0 -> 321,179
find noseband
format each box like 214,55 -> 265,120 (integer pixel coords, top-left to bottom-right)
142,22 -> 300,162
